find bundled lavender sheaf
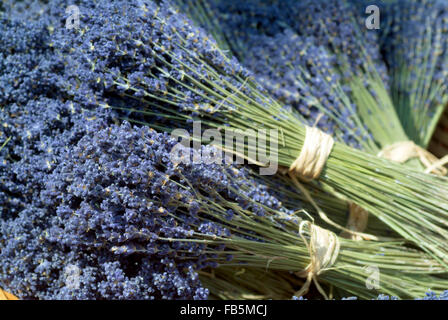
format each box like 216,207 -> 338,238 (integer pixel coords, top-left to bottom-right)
1,117 -> 293,299
382,0 -> 448,145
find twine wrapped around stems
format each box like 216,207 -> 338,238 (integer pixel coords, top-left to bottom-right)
289,126 -> 334,181
378,141 -> 447,176
340,203 -> 369,241
295,221 -> 340,299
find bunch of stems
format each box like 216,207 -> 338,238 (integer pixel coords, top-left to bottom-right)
199,267 -> 301,300
173,0 -> 446,165
164,183 -> 448,299
381,1 -> 448,147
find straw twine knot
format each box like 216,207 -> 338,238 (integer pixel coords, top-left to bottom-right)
341,203 -> 369,241
378,141 -> 447,176
295,221 -> 340,299
289,126 -> 334,181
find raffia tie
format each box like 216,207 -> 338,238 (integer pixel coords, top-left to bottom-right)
378,141 -> 447,176
295,221 -> 340,299
289,126 -> 335,181
340,203 -> 369,241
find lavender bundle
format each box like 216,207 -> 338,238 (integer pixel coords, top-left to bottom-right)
176,0 -> 447,176
160,170 -> 448,299
382,0 -> 448,147
0,39 -> 438,299
0,18 -> 312,298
